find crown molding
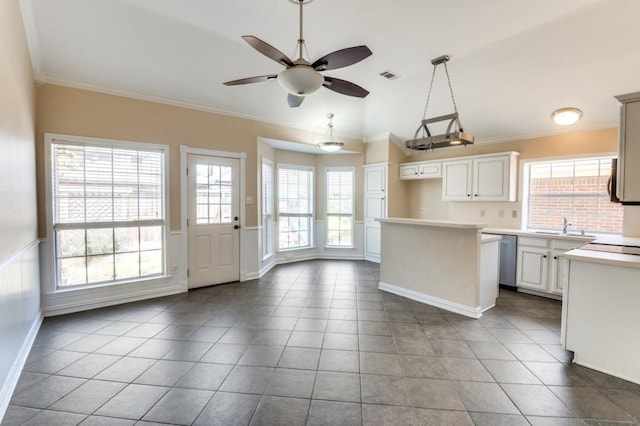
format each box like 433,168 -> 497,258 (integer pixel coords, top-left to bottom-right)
472,121 -> 618,146
44,75 -> 320,130
362,132 -> 391,143
19,0 -> 44,84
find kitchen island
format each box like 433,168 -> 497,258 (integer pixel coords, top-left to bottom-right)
377,218 -> 500,319
562,237 -> 640,385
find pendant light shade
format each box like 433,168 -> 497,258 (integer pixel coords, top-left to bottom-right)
318,113 -> 344,152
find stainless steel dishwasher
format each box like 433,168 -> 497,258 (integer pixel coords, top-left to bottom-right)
498,234 -> 517,289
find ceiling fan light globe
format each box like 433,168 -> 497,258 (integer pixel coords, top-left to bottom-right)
278,66 -> 324,95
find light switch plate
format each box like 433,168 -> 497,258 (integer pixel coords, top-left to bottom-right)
245,196 -> 253,205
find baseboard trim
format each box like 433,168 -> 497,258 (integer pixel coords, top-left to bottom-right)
571,358 -> 640,386
42,285 -> 183,317
517,287 -> 562,300
378,281 -> 482,319
0,313 -> 43,420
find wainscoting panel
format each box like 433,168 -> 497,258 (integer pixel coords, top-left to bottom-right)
0,240 -> 42,420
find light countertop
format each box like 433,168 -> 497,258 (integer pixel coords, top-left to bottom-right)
376,218 -> 485,230
482,227 -> 596,242
564,248 -> 640,269
481,234 -> 502,243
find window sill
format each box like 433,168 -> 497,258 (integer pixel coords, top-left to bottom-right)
324,245 -> 355,250
277,246 -> 315,253
53,273 -> 170,294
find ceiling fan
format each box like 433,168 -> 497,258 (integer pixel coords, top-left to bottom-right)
223,0 -> 372,108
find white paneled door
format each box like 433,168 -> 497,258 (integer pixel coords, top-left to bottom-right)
188,154 -> 240,288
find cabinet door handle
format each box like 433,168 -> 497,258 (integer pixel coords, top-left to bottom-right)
474,194 -> 478,197
543,255 -> 547,258
553,256 -> 558,260
467,194 -> 471,197
381,197 -> 385,201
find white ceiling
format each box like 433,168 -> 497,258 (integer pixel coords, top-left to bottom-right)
21,0 -> 640,144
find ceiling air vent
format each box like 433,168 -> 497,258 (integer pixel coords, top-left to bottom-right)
379,70 -> 398,80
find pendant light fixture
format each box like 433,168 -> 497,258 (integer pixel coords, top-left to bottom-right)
406,55 -> 474,150
318,113 -> 344,152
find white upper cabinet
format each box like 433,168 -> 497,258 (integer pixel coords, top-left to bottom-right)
399,161 -> 442,180
442,159 -> 473,200
615,91 -> 640,204
442,152 -> 519,202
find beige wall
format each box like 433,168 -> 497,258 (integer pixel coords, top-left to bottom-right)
0,0 -> 37,259
364,139 -> 388,165
35,84 -> 364,232
0,0 -> 42,414
387,139 -> 409,218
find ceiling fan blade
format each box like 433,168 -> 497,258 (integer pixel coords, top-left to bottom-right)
311,45 -> 372,71
223,74 -> 277,86
242,36 -> 294,68
323,77 -> 369,98
287,94 -> 304,108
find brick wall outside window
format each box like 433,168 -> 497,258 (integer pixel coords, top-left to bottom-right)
526,157 -> 623,234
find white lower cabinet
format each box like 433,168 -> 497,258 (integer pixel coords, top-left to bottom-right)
517,237 -> 583,298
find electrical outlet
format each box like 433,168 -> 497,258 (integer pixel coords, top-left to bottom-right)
419,207 -> 425,215
512,210 -> 518,218
172,265 -> 177,274
498,210 -> 505,218
480,209 -> 486,217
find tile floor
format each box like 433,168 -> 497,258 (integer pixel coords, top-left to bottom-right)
4,260 -> 640,425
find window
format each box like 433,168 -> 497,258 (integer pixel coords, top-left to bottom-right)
326,168 -> 354,247
49,136 -> 167,288
262,158 -> 273,258
278,165 -> 313,250
195,164 -> 232,224
525,156 -> 623,234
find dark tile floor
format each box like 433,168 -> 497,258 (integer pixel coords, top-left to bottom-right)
4,260 -> 640,425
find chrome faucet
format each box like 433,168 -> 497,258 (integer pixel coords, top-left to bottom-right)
562,217 -> 572,234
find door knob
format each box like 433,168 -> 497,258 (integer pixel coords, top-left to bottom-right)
234,216 -> 239,221
234,225 -> 240,229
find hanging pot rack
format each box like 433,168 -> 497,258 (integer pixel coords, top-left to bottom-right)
405,55 -> 474,150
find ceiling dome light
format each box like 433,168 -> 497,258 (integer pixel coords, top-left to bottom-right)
551,107 -> 583,125
278,65 -> 324,95
318,113 -> 344,152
